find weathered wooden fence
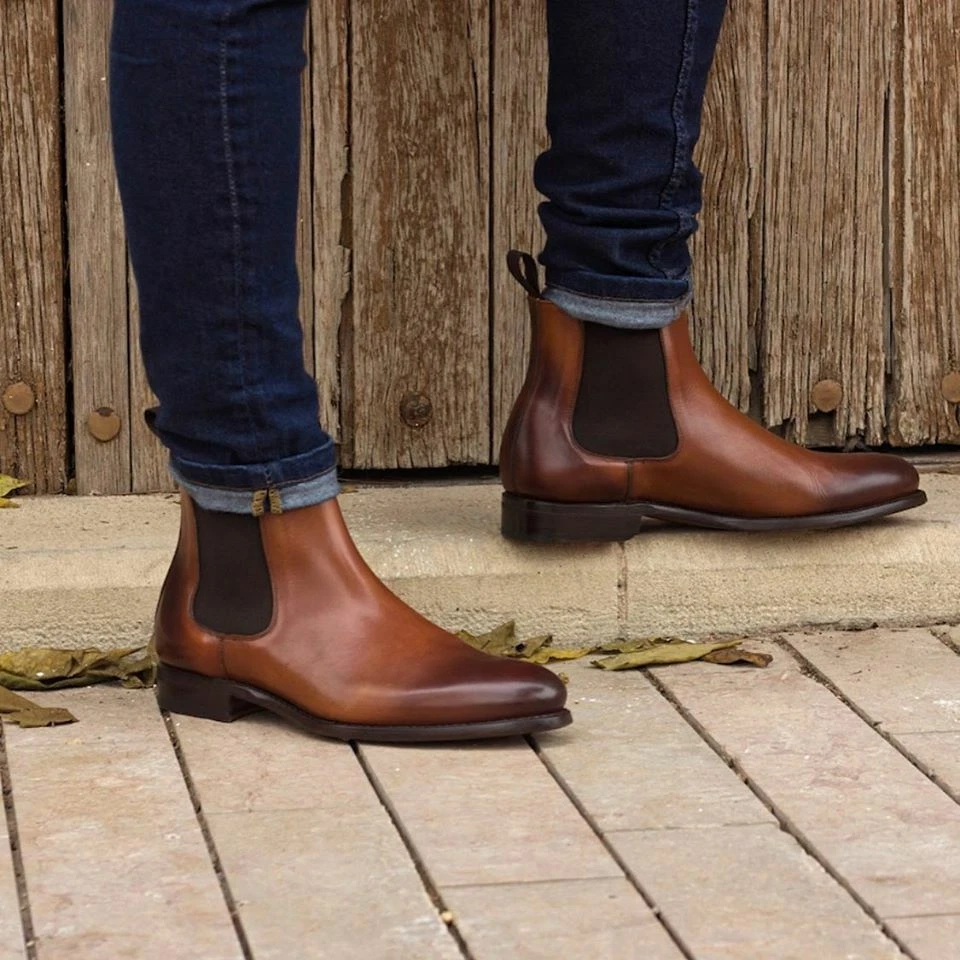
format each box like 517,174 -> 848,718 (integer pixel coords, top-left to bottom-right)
2,0 -> 959,495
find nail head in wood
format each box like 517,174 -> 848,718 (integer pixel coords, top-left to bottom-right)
87,407 -> 122,442
941,372 -> 960,404
2,381 -> 36,415
399,392 -> 433,429
811,379 -> 843,413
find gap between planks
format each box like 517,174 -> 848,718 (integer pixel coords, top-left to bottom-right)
524,734 -> 697,960
160,711 -> 255,960
775,634 -> 960,808
352,744 -> 476,960
0,724 -> 36,960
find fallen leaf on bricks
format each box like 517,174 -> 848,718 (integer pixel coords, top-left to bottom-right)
702,647 -> 774,668
0,688 -> 77,728
0,646 -> 157,692
0,474 -> 29,508
458,623 -> 771,671
591,638 -> 744,670
458,622 -> 558,659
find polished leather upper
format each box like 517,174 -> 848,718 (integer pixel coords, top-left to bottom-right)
500,299 -> 920,518
155,494 -> 567,725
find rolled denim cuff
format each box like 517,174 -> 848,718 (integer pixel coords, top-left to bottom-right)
169,441 -> 340,515
544,273 -> 692,330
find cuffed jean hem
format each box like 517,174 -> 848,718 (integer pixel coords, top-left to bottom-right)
543,274 -> 692,330
169,454 -> 340,516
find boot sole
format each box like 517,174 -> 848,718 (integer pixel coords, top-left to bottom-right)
501,489 -> 928,542
156,664 -> 572,743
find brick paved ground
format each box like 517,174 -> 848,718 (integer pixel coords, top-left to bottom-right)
2,628 -> 959,960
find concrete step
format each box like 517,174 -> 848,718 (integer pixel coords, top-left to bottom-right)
1,474 -> 958,653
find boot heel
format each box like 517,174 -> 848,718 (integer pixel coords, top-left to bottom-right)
501,493 -> 650,543
156,664 -> 260,723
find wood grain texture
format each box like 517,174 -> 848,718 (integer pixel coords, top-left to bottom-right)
0,0 -> 67,493
348,0 -> 490,468
690,0 -> 765,415
19,0 -> 960,500
490,0 -> 548,461
888,0 -> 960,445
310,0 -> 349,448
762,0 -> 890,445
64,0 -> 132,493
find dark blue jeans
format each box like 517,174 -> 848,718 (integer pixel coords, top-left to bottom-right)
109,0 -> 727,514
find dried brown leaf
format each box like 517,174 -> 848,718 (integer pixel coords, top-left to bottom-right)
459,623 -> 760,674
702,647 -> 773,668
0,646 -> 157,691
0,687 -> 77,727
591,638 -> 743,671
457,621 -> 558,660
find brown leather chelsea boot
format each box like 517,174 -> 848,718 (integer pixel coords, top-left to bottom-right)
154,491 -> 571,741
499,251 -> 925,542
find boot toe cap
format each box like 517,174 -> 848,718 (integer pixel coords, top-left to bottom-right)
504,660 -> 569,716
415,655 -> 568,725
828,453 -> 921,511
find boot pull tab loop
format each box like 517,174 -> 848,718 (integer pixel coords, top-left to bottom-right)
506,250 -> 542,299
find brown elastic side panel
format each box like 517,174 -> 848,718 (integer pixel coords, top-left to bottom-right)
193,505 -> 274,636
572,322 -> 679,459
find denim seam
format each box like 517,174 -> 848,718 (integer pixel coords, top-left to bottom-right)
650,0 -> 699,277
218,6 -> 267,476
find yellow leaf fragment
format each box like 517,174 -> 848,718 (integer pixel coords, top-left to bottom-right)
0,645 -> 157,692
457,621 -> 553,659
0,687 -> 77,728
458,623 -> 769,672
0,474 -> 30,508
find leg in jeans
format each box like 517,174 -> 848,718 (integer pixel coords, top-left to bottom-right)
110,0 -> 336,515
499,0 -> 923,541
109,0 -> 568,740
538,0 -> 726,330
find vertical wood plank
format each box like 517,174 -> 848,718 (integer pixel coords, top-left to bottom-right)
690,0 -> 765,414
349,1 -> 490,468
490,0 -> 548,459
311,0 -> 349,448
0,0 -> 67,494
65,0 -> 132,493
888,0 -> 960,445
762,0 -> 890,445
